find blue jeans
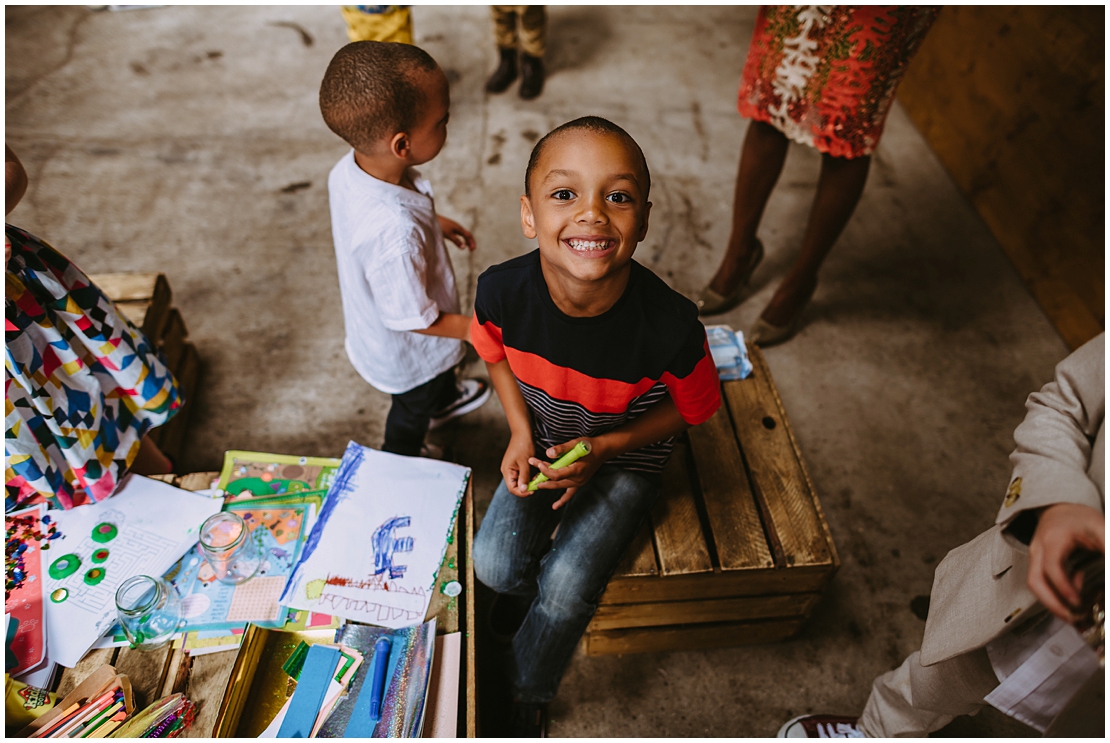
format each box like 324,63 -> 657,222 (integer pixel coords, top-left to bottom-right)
473,465 -> 661,703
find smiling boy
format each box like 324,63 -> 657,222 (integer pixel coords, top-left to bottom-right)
470,117 -> 721,734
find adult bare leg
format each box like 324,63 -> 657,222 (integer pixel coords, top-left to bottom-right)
759,151 -> 871,329
707,120 -> 789,296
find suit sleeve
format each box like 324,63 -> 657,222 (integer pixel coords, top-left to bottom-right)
661,325 -> 721,426
997,333 -> 1105,533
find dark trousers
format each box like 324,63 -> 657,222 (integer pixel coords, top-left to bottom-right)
382,368 -> 457,456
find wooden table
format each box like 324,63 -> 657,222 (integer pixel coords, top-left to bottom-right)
53,473 -> 478,737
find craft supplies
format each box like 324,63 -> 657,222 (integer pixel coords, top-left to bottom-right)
165,496 -> 315,632
114,575 -> 183,650
282,442 -> 468,629
314,620 -> 436,738
217,451 -> 341,498
40,475 -> 221,667
527,440 -> 592,491
367,636 -> 393,721
108,693 -> 195,738
17,665 -> 134,739
705,324 -> 753,380
198,512 -> 260,585
5,504 -> 52,675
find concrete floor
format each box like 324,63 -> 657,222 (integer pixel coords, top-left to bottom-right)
6,5 -> 1066,737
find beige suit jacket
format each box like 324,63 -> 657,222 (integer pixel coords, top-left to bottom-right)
920,334 -> 1105,666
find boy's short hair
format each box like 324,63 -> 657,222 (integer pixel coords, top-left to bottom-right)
524,116 -> 651,200
319,41 -> 438,153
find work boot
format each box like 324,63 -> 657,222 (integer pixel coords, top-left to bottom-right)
486,47 -> 518,93
519,53 -> 545,100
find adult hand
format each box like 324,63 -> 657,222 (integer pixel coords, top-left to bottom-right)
437,215 -> 476,251
1027,502 -> 1104,621
529,438 -> 604,511
501,432 -> 535,497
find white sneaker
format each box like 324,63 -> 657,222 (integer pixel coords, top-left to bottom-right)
428,378 -> 491,430
778,715 -> 864,738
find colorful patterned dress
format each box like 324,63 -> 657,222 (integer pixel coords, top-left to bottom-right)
5,225 -> 182,511
739,6 -> 939,159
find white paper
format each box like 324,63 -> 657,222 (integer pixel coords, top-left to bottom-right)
281,442 -> 468,629
42,474 -> 222,667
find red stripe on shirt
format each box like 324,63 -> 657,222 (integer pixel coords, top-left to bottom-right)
470,317 -> 506,363
662,341 -> 721,425
506,347 -> 661,414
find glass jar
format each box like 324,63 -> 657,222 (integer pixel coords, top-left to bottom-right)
198,511 -> 261,585
115,575 -> 183,650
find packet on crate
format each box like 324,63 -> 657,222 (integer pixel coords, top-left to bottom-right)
705,325 -> 752,380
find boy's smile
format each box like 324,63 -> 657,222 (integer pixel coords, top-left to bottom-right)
521,130 -> 651,316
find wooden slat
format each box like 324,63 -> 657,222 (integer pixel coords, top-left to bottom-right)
177,471 -> 218,492
585,616 -> 807,656
158,308 -> 188,371
723,363 -> 830,568
686,405 -> 774,571
750,347 -> 840,571
54,647 -> 117,697
600,563 -> 834,605
156,342 -> 200,466
115,299 -> 151,328
187,648 -> 244,738
87,273 -> 163,302
464,481 -> 477,738
650,439 -> 713,576
613,519 -> 658,577
113,644 -> 174,710
588,591 -> 820,631
90,272 -> 172,342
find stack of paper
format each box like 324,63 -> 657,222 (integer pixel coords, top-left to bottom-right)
38,476 -> 222,668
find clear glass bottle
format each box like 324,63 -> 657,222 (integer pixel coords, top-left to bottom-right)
115,575 -> 183,650
198,511 -> 261,584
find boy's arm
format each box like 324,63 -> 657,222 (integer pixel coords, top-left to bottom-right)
437,215 -> 476,251
531,395 -> 691,510
486,358 -> 536,496
413,312 -> 472,343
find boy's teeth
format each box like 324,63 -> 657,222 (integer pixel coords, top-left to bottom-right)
568,239 -> 609,250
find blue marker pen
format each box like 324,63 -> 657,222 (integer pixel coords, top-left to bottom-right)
368,636 -> 393,721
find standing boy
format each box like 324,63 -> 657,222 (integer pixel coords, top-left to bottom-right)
470,117 -> 722,734
320,42 -> 490,457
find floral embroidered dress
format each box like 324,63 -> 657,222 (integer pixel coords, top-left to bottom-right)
739,5 -> 939,159
5,225 -> 182,511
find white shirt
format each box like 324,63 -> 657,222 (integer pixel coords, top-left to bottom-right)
328,151 -> 465,394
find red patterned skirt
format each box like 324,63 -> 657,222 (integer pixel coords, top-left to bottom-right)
739,5 -> 939,159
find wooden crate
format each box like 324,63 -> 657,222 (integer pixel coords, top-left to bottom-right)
583,345 -> 839,656
53,474 -> 480,737
89,272 -> 199,466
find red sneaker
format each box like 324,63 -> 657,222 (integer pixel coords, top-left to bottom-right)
778,715 -> 864,738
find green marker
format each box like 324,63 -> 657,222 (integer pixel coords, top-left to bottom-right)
528,441 -> 591,491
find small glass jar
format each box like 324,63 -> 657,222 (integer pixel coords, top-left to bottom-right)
115,575 -> 183,650
198,511 -> 261,585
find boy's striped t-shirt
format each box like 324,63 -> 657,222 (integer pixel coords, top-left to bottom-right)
469,251 -> 721,474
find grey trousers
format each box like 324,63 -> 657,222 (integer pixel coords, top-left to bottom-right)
859,649 -> 1000,737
